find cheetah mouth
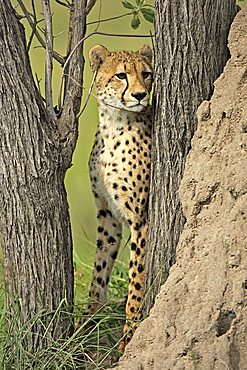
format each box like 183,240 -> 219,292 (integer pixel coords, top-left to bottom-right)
126,100 -> 148,107
125,102 -> 148,112
100,99 -> 148,113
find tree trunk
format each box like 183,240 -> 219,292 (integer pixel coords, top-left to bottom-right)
0,0 -> 86,354
113,9 -> 247,368
145,0 -> 237,312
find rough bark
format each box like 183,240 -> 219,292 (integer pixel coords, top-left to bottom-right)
116,7 -> 247,369
58,0 -> 87,164
0,0 -> 86,353
145,0 -> 237,312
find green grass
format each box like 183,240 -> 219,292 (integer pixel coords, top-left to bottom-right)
0,259 -> 129,370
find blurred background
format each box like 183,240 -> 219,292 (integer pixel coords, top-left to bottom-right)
10,0 -> 154,298
4,0 -> 246,300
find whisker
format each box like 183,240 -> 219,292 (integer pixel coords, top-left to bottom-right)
61,73 -> 149,120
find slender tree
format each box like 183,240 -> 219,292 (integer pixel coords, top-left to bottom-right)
145,0 -> 237,312
0,0 -> 153,358
0,0 -> 89,352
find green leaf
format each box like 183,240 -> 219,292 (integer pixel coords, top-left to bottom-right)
135,0 -> 145,6
122,0 -> 135,10
141,7 -> 155,23
131,14 -> 141,29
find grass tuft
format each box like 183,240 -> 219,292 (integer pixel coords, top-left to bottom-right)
0,260 -> 129,369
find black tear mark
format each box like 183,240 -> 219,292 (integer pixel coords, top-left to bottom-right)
121,66 -> 129,103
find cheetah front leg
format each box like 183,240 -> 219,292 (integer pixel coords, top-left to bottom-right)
84,198 -> 122,318
119,221 -> 148,352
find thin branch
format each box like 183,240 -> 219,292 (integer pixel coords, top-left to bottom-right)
94,0 -> 102,32
42,0 -> 56,120
86,0 -> 97,15
59,0 -> 100,109
57,30 -> 92,109
35,73 -> 43,97
81,30 -> 154,39
62,0 -> 75,99
58,30 -> 154,109
55,0 -> 70,8
150,29 -> 155,57
27,26 -> 36,52
76,71 -> 97,119
31,0 -> 37,21
87,12 -> 132,26
17,0 -> 64,65
27,0 -> 37,51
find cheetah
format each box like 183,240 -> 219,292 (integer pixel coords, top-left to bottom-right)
85,44 -> 153,352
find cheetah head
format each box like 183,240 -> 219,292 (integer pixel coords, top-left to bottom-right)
89,45 -> 153,113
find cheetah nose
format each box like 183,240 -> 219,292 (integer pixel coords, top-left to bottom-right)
131,92 -> 147,102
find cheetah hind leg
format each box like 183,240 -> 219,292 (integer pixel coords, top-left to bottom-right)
78,209 -> 122,328
119,222 -> 148,352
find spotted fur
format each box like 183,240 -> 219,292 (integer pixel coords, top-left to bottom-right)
84,45 -> 153,352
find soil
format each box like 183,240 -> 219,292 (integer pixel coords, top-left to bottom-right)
114,7 -> 247,370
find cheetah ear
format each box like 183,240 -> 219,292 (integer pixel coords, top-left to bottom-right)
137,45 -> 152,63
89,45 -> 110,72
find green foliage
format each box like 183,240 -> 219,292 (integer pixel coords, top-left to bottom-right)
122,0 -> 155,29
0,261 -> 128,369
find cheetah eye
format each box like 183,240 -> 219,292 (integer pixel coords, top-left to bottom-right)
142,71 -> 151,79
115,73 -> 127,80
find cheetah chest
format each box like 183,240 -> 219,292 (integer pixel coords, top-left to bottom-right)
89,122 -> 151,222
